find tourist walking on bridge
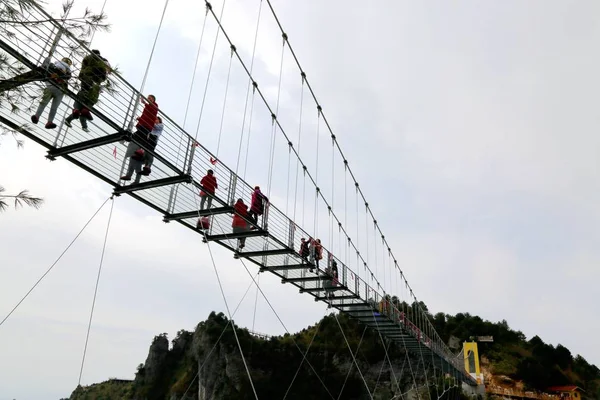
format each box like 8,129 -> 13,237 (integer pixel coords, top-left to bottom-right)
31,57 -> 72,129
313,238 -> 323,269
131,94 -> 159,149
232,198 -> 250,256
200,169 -> 218,210
249,186 -> 268,225
65,50 -> 110,132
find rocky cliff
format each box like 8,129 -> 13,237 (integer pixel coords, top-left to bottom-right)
69,312 -> 456,400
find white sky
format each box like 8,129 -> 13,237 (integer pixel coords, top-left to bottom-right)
1,0 -> 599,399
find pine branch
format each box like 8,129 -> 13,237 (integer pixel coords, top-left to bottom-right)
0,189 -> 44,211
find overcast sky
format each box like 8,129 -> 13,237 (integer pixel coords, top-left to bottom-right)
1,0 -> 599,399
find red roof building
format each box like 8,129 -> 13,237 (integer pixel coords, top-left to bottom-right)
547,386 -> 585,400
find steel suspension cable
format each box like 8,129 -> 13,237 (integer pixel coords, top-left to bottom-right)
260,0 -> 435,343
333,312 -> 374,400
173,5 -> 209,169
78,196 -> 115,385
194,0 -> 227,141
235,258 -> 335,399
291,74 -> 305,226
282,308 -> 328,400
215,47 -> 234,158
336,324 -> 368,400
182,6 -> 209,131
312,108 -> 321,240
204,240 -> 259,400
198,210 -> 335,399
0,197 -> 111,328
200,0 -> 458,366
242,87 -> 256,180
235,0 -> 263,177
180,273 -> 260,398
266,36 -> 286,199
135,0 -> 170,103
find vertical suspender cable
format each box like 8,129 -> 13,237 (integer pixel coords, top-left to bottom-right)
215,47 -> 234,158
313,107 -> 321,239
235,0 -> 263,176
365,204 -> 369,285
242,87 -> 256,180
181,7 -> 209,131
292,73 -> 305,226
266,34 -> 287,199
330,135 -> 334,252
129,0 -> 171,129
194,0 -> 227,141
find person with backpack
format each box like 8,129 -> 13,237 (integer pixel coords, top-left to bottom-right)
31,57 -> 73,129
199,169 -> 218,210
249,186 -> 268,225
232,198 -> 250,256
65,49 -> 110,132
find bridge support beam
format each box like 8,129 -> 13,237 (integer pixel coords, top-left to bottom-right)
114,175 -> 192,195
283,276 -> 331,283
205,230 -> 268,242
261,264 -> 308,272
243,248 -> 294,258
163,206 -> 234,222
46,131 -> 127,160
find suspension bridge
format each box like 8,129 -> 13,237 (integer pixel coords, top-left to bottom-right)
0,0 -> 478,397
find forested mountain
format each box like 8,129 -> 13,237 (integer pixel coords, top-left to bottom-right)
68,308 -> 600,400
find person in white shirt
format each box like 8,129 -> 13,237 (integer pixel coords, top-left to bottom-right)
143,117 -> 163,173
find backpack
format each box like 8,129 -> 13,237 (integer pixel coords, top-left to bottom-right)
197,216 -> 210,230
132,148 -> 145,161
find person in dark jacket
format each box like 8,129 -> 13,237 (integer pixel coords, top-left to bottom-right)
65,49 -> 110,131
200,169 -> 218,210
31,57 -> 72,129
299,238 -> 310,268
232,198 -> 250,256
249,186 -> 268,224
313,238 -> 323,269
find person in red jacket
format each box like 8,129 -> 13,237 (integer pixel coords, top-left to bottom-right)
200,169 -> 218,210
249,186 -> 268,224
232,198 -> 249,256
134,94 -> 158,146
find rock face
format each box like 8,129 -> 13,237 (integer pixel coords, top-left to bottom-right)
69,312 -> 458,400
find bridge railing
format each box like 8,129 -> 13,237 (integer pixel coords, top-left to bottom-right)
2,2 -> 470,382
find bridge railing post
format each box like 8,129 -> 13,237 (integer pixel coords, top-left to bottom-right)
228,173 -> 237,207
122,91 -> 138,130
184,137 -> 196,175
